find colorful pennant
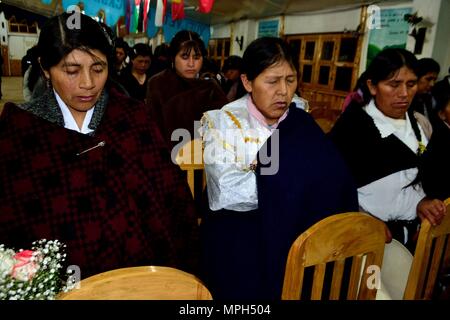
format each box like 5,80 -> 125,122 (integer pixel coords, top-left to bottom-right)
155,0 -> 167,27
172,0 -> 185,21
143,0 -> 151,31
198,0 -> 214,13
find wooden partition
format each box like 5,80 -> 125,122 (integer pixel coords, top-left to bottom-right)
286,32 -> 362,112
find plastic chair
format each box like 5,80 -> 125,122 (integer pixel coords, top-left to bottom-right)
403,197 -> 450,300
175,138 -> 205,199
282,212 -> 386,300
58,266 -> 213,300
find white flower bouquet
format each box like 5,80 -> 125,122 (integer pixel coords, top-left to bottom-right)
0,239 -> 74,300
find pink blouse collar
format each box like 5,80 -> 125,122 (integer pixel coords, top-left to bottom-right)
246,95 -> 289,130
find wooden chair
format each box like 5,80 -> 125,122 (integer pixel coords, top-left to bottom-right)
58,266 -> 213,300
403,197 -> 450,300
175,138 -> 206,199
282,212 -> 386,300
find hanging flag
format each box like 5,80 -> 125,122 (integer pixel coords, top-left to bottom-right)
147,6 -> 158,38
137,0 -> 144,32
198,0 -> 214,13
116,16 -> 127,37
125,0 -> 132,32
143,0 -> 151,31
128,0 -> 141,33
155,0 -> 167,27
172,0 -> 185,21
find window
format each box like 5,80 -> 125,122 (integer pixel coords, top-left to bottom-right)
287,33 -> 361,111
338,38 -> 358,62
305,41 -> 315,60
302,64 -> 312,83
8,17 -> 38,34
321,41 -> 334,61
288,39 -> 301,61
318,66 -> 331,85
208,38 -> 231,70
287,33 -> 361,95
334,67 -> 353,92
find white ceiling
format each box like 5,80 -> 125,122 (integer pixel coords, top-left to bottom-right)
2,0 -> 404,25
185,0 -> 403,25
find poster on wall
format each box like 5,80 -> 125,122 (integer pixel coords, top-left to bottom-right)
366,7 -> 412,67
258,20 -> 279,38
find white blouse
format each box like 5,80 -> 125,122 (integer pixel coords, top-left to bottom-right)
54,90 -> 94,135
200,94 -> 307,212
358,99 -> 429,222
200,96 -> 272,212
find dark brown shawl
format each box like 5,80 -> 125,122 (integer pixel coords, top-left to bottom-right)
146,69 -> 229,147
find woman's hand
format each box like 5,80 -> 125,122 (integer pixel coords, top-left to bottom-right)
417,197 -> 446,226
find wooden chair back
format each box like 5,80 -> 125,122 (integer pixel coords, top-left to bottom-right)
282,212 -> 386,300
58,266 -> 213,300
403,198 -> 450,299
175,138 -> 206,199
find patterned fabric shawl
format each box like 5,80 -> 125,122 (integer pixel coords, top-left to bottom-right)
0,86 -> 199,278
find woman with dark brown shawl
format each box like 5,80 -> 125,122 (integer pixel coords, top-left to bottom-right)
146,30 -> 228,147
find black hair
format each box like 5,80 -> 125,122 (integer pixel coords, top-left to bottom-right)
26,46 -> 42,93
365,48 -> 418,85
129,43 -> 152,60
169,30 -> 207,62
241,37 -> 298,81
222,55 -> 243,73
201,57 -> 220,74
434,87 -> 450,113
154,43 -> 170,59
426,86 -> 450,130
37,12 -> 114,73
353,71 -> 372,105
115,38 -> 130,54
416,58 -> 440,78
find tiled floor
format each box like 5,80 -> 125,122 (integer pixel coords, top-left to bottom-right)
0,76 -> 25,114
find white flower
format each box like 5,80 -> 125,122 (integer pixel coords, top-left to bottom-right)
0,250 -> 14,276
1,239 -> 69,300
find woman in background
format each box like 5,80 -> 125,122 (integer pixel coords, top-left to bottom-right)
119,43 -> 152,102
419,87 -> 450,200
22,45 -> 46,101
146,30 -> 228,147
409,57 -> 440,120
